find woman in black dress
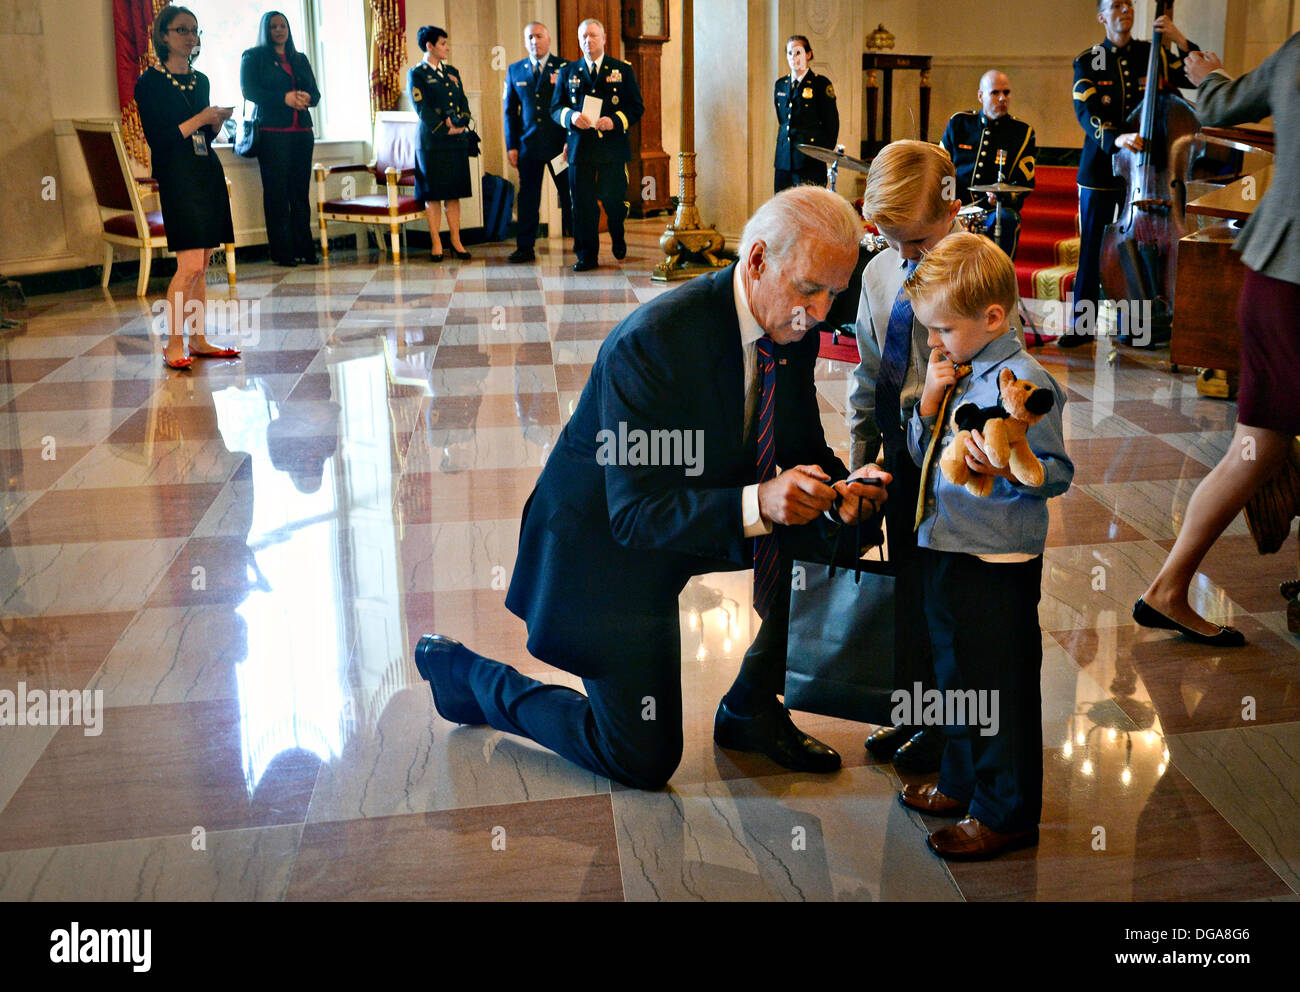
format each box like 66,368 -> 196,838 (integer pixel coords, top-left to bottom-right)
135,5 -> 240,369
241,11 -> 320,267
410,25 -> 473,261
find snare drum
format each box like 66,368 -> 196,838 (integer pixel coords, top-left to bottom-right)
957,204 -> 989,232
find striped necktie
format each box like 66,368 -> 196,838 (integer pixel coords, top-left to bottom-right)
914,364 -> 973,530
875,261 -> 919,457
752,336 -> 779,620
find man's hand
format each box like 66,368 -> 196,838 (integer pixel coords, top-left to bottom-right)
573,113 -> 593,130
963,430 -> 1015,480
1153,15 -> 1188,51
508,149 -> 520,168
1116,132 -> 1144,152
596,116 -> 615,132
833,466 -> 893,525
919,348 -> 957,418
1185,50 -> 1224,86
758,466 -> 837,527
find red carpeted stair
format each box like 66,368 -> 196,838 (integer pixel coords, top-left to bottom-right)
1016,164 -> 1081,301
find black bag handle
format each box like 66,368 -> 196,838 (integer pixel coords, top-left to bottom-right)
825,518 -> 888,585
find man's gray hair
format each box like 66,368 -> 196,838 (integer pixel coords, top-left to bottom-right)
738,187 -> 861,269
578,17 -> 606,36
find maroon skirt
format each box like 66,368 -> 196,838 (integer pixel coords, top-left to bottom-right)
1237,267 -> 1300,435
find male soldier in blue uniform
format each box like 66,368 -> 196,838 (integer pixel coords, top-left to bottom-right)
504,22 -> 572,263
1062,0 -> 1197,347
550,18 -> 644,272
773,35 -> 839,193
939,70 -> 1037,259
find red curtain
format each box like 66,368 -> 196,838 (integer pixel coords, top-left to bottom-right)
113,0 -> 169,168
368,0 -> 407,120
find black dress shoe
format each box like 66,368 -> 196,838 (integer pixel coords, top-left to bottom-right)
891,727 -> 946,774
1055,331 -> 1092,349
573,259 -> 598,272
713,700 -> 841,773
271,257 -> 298,268
508,248 -> 536,264
1133,597 -> 1246,647
297,252 -> 319,265
612,238 -> 627,260
413,634 -> 487,725
865,723 -> 921,760
451,247 -> 472,260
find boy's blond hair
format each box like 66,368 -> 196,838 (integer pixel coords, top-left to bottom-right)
904,232 -> 1018,320
861,140 -> 955,228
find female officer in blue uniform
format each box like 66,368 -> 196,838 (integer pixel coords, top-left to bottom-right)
410,25 -> 473,261
774,35 -> 839,193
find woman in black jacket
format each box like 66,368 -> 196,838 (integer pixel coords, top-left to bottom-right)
410,25 -> 473,261
240,11 -> 320,266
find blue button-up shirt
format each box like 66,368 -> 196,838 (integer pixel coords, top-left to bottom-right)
906,330 -> 1072,556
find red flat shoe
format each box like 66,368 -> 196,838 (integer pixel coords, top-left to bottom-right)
188,347 -> 241,359
162,352 -> 193,371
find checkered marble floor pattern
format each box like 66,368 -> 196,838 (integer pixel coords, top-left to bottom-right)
0,222 -> 1297,902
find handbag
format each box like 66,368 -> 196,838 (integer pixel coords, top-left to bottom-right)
234,100 -> 259,158
464,118 -> 481,157
783,522 -> 898,726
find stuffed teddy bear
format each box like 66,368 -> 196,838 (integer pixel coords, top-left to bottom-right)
939,367 -> 1056,498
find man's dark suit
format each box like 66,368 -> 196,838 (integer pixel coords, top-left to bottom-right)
504,53 -> 572,249
550,55 -> 644,264
450,264 -> 848,789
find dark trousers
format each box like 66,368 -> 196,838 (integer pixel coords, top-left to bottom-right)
983,205 -> 1023,260
257,129 -> 316,263
456,535 -> 821,790
516,156 -> 572,250
882,442 -> 937,701
1072,185 -> 1123,333
774,161 -> 828,193
570,156 -> 628,263
922,549 -> 1044,833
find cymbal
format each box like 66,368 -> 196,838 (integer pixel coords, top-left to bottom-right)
796,143 -> 871,174
968,182 -> 1033,194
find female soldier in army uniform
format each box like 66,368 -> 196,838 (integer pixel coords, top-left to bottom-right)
410,25 -> 473,261
773,35 -> 839,193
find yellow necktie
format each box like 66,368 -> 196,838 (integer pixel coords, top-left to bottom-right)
915,364 -> 972,532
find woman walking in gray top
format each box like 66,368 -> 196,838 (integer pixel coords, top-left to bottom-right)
1137,33 -> 1300,647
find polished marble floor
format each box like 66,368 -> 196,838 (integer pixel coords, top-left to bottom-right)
1,222 -> 1297,902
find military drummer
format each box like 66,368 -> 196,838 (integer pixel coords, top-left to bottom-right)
939,70 -> 1037,259
773,34 -> 839,193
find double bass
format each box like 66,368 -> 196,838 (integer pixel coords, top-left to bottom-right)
1099,0 -> 1200,338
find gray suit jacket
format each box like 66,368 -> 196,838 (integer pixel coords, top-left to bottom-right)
1196,33 -> 1300,284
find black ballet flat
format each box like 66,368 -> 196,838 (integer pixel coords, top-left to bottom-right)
1132,597 -> 1246,647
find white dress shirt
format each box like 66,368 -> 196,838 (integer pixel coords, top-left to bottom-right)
734,271 -> 774,538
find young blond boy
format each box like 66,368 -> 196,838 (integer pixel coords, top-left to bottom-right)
897,232 -> 1072,860
849,140 -> 962,770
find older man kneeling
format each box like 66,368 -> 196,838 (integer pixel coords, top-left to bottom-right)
416,187 -> 891,790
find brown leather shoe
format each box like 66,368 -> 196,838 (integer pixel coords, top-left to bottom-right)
898,782 -> 968,817
927,816 -> 1039,861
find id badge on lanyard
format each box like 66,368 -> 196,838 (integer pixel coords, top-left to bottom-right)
192,131 -> 208,156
